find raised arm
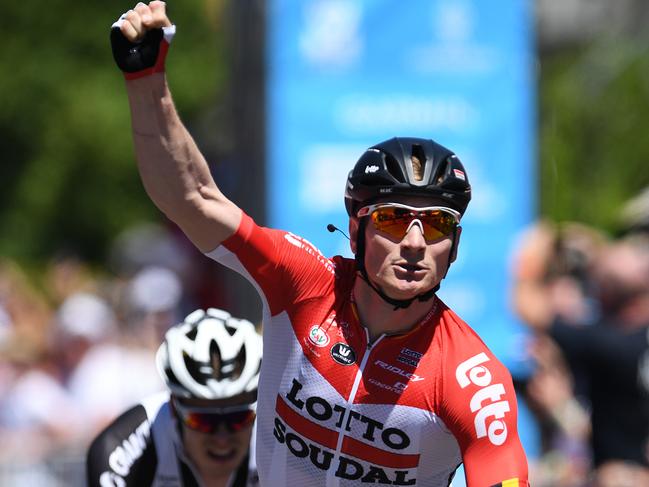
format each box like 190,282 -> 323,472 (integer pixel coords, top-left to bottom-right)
112,1 -> 241,252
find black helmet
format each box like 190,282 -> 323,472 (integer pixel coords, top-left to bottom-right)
344,137 -> 471,217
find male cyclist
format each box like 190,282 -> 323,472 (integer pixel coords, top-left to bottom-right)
109,2 -> 529,485
86,308 -> 262,487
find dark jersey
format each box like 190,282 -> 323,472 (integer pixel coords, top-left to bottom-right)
86,392 -> 258,487
550,321 -> 649,467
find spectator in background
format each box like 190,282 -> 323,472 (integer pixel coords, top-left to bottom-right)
0,258 -> 73,462
512,221 -> 649,485
0,237 -> 224,484
620,185 -> 649,236
61,291 -> 164,435
55,292 -> 119,380
511,221 -> 602,486
0,332 -> 83,461
43,252 -> 98,308
109,220 -> 243,320
524,334 -> 591,486
1,290 -> 160,446
108,222 -> 194,284
0,257 -> 53,354
108,222 -> 205,315
122,265 -> 184,349
513,221 -> 607,331
87,308 -> 262,487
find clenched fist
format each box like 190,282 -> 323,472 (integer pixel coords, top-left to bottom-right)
110,1 -> 175,79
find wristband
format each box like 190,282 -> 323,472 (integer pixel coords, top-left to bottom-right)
110,16 -> 176,80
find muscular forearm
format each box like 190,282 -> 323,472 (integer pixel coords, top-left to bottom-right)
126,73 -> 212,214
125,73 -> 240,250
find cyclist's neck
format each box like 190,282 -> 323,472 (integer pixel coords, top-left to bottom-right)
352,277 -> 436,341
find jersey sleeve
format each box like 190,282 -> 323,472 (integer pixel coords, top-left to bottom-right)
437,323 -> 529,487
205,212 -> 337,315
86,404 -> 157,487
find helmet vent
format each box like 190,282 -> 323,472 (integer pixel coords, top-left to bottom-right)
382,152 -> 406,183
410,144 -> 426,182
208,341 -> 222,380
433,156 -> 450,185
226,346 -> 246,381
184,351 -> 212,382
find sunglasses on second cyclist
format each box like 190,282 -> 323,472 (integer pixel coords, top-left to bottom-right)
172,398 -> 256,434
357,203 -> 460,243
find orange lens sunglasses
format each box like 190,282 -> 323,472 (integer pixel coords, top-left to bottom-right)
357,203 -> 459,242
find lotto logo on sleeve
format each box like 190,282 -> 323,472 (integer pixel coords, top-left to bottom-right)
331,343 -> 356,365
455,353 -> 510,446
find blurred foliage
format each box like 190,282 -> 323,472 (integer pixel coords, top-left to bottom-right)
0,0 -> 226,268
2,1 -> 648,272
539,36 -> 649,233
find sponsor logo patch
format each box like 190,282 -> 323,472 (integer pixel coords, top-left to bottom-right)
455,352 -> 511,446
453,168 -> 466,180
397,348 -> 422,368
309,325 -> 330,347
330,342 -> 356,365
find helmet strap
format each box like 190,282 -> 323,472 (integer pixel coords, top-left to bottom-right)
355,218 -> 439,310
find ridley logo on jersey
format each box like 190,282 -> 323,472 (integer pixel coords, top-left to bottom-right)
374,360 -> 425,382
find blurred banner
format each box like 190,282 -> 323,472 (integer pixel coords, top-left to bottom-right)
267,0 -> 535,388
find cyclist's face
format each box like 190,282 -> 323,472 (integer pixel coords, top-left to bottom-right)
351,196 -> 460,300
179,396 -> 255,482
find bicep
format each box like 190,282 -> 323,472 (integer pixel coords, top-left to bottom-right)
126,76 -> 242,253
178,195 -> 243,253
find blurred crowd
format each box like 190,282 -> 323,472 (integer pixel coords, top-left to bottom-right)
1,188 -> 648,486
0,221 -> 237,485
511,187 -> 649,487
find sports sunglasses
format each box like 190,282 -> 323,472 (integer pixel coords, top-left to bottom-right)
172,398 -> 256,434
357,203 -> 460,242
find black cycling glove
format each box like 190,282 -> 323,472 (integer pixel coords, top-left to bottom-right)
110,14 -> 176,80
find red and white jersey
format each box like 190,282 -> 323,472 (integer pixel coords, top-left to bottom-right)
206,213 -> 528,487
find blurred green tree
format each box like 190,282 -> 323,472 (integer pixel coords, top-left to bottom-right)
539,36 -> 649,232
0,0 -> 226,266
2,1 -> 648,274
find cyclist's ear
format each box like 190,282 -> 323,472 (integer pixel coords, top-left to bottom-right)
348,218 -> 359,254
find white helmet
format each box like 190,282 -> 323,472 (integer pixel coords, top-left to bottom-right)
156,308 -> 262,400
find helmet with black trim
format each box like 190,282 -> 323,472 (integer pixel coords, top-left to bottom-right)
344,137 -> 471,218
156,308 -> 262,400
